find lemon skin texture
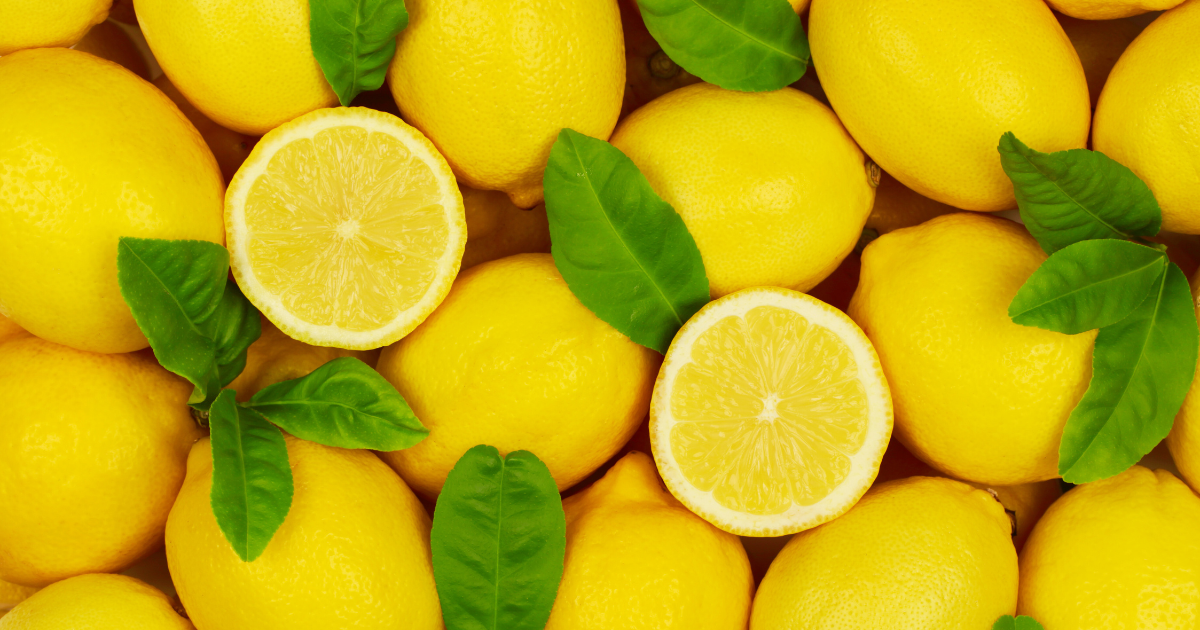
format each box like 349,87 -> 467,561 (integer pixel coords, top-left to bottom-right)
0,337 -> 201,588
153,75 -> 257,183
0,574 -> 193,630
0,580 -> 37,619
136,0 -> 337,135
848,213 -> 1095,486
166,437 -> 441,630
0,0 -> 110,55
611,84 -> 875,298
1093,0 -> 1200,234
226,319 -> 380,401
809,0 -> 1090,211
0,316 -> 28,345
1048,0 -> 1183,19
0,48 -> 225,354
1018,466 -> 1200,628
545,453 -> 752,629
388,0 -> 624,208
376,253 -> 660,497
750,476 -> 1018,629
1167,270 -> 1200,490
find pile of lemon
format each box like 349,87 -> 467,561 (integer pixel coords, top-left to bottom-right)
1,0 -> 1200,629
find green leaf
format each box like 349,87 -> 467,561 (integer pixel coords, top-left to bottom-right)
209,280 -> 262,387
116,237 -> 226,406
1059,263 -> 1199,483
208,390 -> 293,563
997,132 -> 1161,254
635,0 -> 809,92
1009,240 -> 1167,334
431,445 -> 566,630
544,129 -> 709,353
309,0 -> 409,105
244,357 -> 428,451
993,615 -> 1046,630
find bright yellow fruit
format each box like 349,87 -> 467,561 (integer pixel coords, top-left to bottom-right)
751,476 -> 1018,629
0,0 -> 109,55
849,213 -> 1095,486
388,0 -> 624,208
377,253 -> 660,496
0,316 -> 27,345
545,452 -> 753,629
72,20 -> 147,78
226,107 -> 466,350
166,437 -> 441,630
1048,0 -> 1183,19
789,0 -> 810,13
136,0 -> 337,135
1057,14 -> 1151,109
227,319 -> 380,401
154,74 -> 256,183
1094,0 -> 1200,234
611,84 -> 875,298
651,286 -> 892,536
1166,270 -> 1200,490
0,580 -> 36,618
1018,466 -> 1200,628
460,185 -> 552,271
809,0 -> 1090,211
0,337 -> 200,587
866,171 -> 959,235
0,48 -> 225,354
0,574 -> 192,630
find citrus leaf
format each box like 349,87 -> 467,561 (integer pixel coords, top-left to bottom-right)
1009,240 -> 1167,334
209,389 -> 293,563
993,615 -> 1046,630
544,129 -> 709,353
998,132 -> 1161,254
635,0 -> 809,92
431,445 -> 566,630
309,0 -> 409,105
1059,263 -> 1199,483
210,280 -> 262,388
244,356 -> 427,451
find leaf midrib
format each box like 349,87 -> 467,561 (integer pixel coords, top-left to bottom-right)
121,242 -> 213,341
491,456 -> 507,630
1011,254 -> 1165,319
1021,153 -> 1129,242
686,0 -> 804,61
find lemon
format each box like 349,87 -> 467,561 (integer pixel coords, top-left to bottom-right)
136,0 -> 336,135
1094,0 -> 1200,234
0,574 -> 191,630
0,0 -> 110,55
72,20 -> 147,78
0,337 -> 200,587
388,0 -> 624,208
1048,0 -> 1182,19
154,75 -> 256,183
545,452 -> 753,629
650,286 -> 892,536
460,185 -> 552,271
225,107 -> 466,350
1018,466 -> 1200,628
226,319 -> 380,401
376,253 -> 660,496
866,170 -> 959,236
0,316 -> 27,345
1057,14 -> 1151,109
789,0 -> 810,12
849,214 -> 1095,486
0,48 -> 225,354
611,84 -> 875,298
166,437 -> 441,630
809,0 -> 1089,211
0,580 -> 36,618
1166,269 -> 1200,490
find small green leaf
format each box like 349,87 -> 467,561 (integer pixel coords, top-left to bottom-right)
1059,263 -> 1199,483
309,0 -> 409,105
209,281 -> 262,388
1009,240 -> 1167,334
431,445 -> 566,630
209,390 -> 293,563
635,0 -> 809,92
244,356 -> 428,451
997,132 -> 1161,254
993,615 -> 1046,630
544,129 -> 709,353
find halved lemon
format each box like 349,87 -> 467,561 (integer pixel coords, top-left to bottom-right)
650,287 -> 892,536
226,107 -> 466,349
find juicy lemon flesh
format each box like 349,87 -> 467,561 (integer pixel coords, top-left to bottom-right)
670,306 -> 869,515
244,125 -> 450,332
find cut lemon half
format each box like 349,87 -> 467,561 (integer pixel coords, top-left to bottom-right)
650,287 -> 892,536
226,107 -> 466,349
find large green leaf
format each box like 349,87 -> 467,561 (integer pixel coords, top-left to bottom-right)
309,0 -> 409,105
210,280 -> 262,388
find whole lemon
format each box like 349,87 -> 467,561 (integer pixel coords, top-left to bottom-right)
376,253 -> 660,496
166,437 -> 441,630
226,319 -> 380,401
388,0 -> 624,208
71,20 -> 148,78
809,0 -> 1090,211
545,452 -> 752,629
0,337 -> 200,587
1057,13 -> 1152,109
1094,0 -> 1200,234
136,0 -> 337,135
848,213 -> 1095,486
610,84 -> 875,298
750,476 -> 1018,629
1018,466 -> 1200,628
0,48 -> 225,354
1048,0 -> 1182,19
0,574 -> 192,630
459,185 -> 552,271
1166,269 -> 1200,490
0,0 -> 109,55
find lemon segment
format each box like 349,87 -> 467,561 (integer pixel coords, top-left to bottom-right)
226,107 -> 466,350
652,287 -> 892,536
